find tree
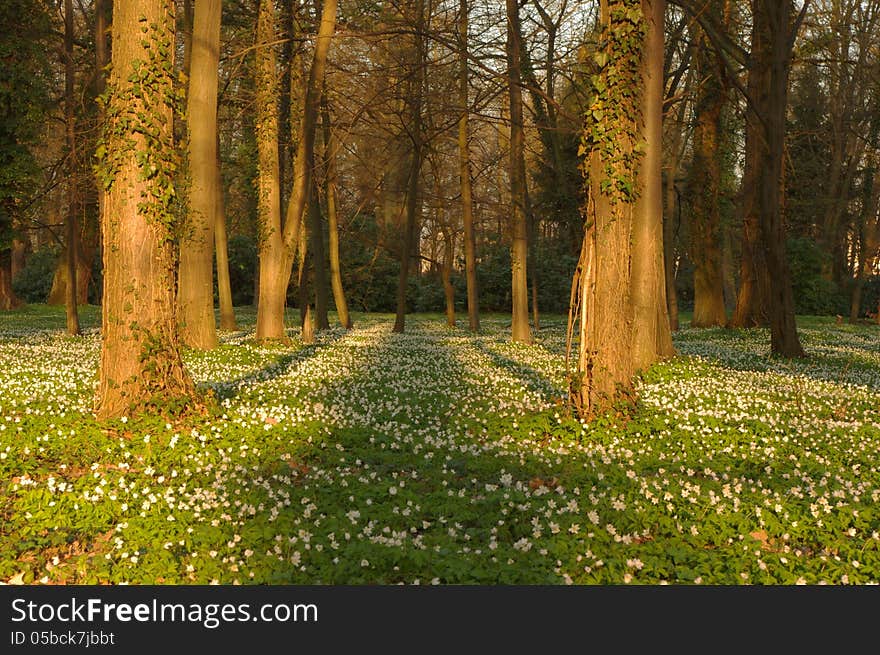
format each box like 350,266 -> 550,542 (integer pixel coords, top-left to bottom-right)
178,0 -> 222,349
572,0 -> 673,417
392,0 -> 426,334
94,0 -> 197,418
506,0 -> 531,344
458,0 -> 479,332
750,0 -> 805,357
320,91 -> 352,329
63,0 -> 81,335
687,8 -> 729,328
255,0 -> 338,340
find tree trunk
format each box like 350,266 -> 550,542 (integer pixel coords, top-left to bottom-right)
254,0 -> 287,340
11,239 -> 26,280
320,93 -> 351,329
630,0 -> 674,369
47,250 -> 91,305
307,159 -> 330,330
506,0 -> 531,344
575,0 -> 671,416
63,0 -> 80,335
214,145 -> 236,331
0,250 -> 22,310
442,229 -> 455,327
178,0 -> 221,349
95,0 -> 197,419
730,15 -> 771,329
756,1 -> 804,357
688,26 -> 727,328
259,0 -> 338,339
393,0 -> 425,334
458,0 -> 480,332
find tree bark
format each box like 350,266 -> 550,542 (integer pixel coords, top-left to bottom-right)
178,0 -> 221,349
688,24 -> 727,328
730,10 -> 771,329
307,158 -> 330,330
458,0 -> 480,332
0,250 -> 22,310
442,228 -> 455,327
257,0 -> 338,339
630,0 -> 674,369
506,0 -> 531,344
320,92 -> 351,329
95,0 -> 197,419
63,0 -> 80,335
214,144 -> 236,330
393,0 -> 425,334
254,0 -> 287,340
575,0 -> 671,416
755,1 -> 804,357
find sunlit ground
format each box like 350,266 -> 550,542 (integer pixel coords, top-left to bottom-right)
0,305 -> 878,584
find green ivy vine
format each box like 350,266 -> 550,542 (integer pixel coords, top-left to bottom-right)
580,1 -> 648,208
94,13 -> 185,244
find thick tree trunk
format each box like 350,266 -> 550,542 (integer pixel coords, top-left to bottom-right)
95,0 -> 197,419
11,239 -> 26,280
393,0 -> 425,334
459,0 -> 479,332
254,0 -> 287,341
47,251 -> 91,305
575,0 -> 671,416
63,0 -> 80,335
756,1 -> 804,357
506,0 -> 531,344
320,94 -> 351,329
688,30 -> 727,328
178,0 -> 221,349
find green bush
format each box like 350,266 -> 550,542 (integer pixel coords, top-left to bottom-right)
12,246 -> 57,303
787,237 -> 847,315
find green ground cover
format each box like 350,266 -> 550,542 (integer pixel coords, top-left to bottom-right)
0,306 -> 877,584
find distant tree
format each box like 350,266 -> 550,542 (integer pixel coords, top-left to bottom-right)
0,0 -> 51,310
178,0 -> 222,349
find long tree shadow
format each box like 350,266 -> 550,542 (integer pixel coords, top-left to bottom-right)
195,328 -> 348,401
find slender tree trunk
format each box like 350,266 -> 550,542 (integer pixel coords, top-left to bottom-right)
258,0 -> 338,339
63,0 -> 80,335
393,0 -> 425,334
0,250 -> 22,310
320,93 -> 351,329
214,145 -> 236,330
631,0 -> 674,369
730,15 -> 771,329
95,0 -> 197,419
458,0 -> 479,332
178,0 -> 221,349
307,160 -> 330,330
442,229 -> 455,327
506,0 -> 531,344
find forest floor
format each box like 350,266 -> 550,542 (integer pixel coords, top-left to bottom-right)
0,305 -> 878,584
